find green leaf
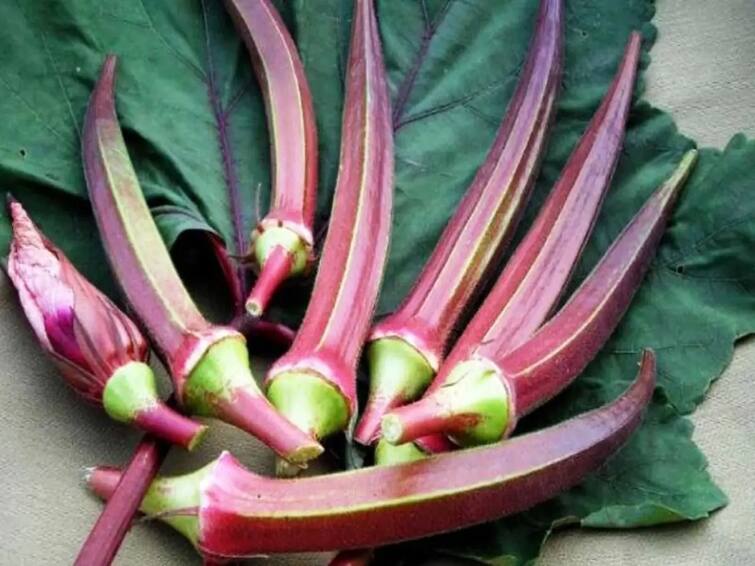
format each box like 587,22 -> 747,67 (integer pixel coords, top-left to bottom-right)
560,133 -> 755,415
0,0 -> 752,564
426,517 -> 553,566
547,398 -> 727,524
0,0 -> 268,295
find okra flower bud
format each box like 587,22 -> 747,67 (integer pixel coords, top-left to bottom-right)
7,200 -> 206,450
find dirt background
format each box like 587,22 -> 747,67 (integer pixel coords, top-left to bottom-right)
0,0 -> 753,564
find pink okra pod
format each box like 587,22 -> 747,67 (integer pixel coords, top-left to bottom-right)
355,0 -> 564,446
382,31 -> 645,459
263,0 -> 393,451
382,149 -> 697,447
223,0 -> 319,316
6,200 -> 205,450
87,350 -> 656,557
82,55 -> 322,465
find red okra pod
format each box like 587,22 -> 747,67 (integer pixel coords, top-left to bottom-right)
223,0 -> 319,316
383,149 -> 697,447
88,351 -> 656,556
385,31 -> 644,457
263,0 -> 394,448
82,55 -> 322,464
374,30 -> 642,460
355,0 -> 564,446
461,32 -> 643,360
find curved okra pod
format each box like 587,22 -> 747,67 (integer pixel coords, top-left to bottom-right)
383,150 -> 697,447
263,0 -> 394,450
355,0 -> 564,446
82,55 -> 322,464
384,31 -> 644,459
223,0 -> 319,316
87,351 -> 656,556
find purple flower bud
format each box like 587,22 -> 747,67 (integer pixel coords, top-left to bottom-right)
8,200 -> 146,397
6,200 -> 206,450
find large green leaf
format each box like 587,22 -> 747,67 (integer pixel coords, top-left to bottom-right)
0,0 -> 267,296
0,0 -> 752,563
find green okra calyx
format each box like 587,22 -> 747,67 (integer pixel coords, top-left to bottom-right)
381,360 -> 511,447
266,371 -> 351,440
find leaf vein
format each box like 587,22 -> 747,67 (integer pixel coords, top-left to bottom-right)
391,0 -> 455,129
200,0 -> 248,298
137,0 -> 206,82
